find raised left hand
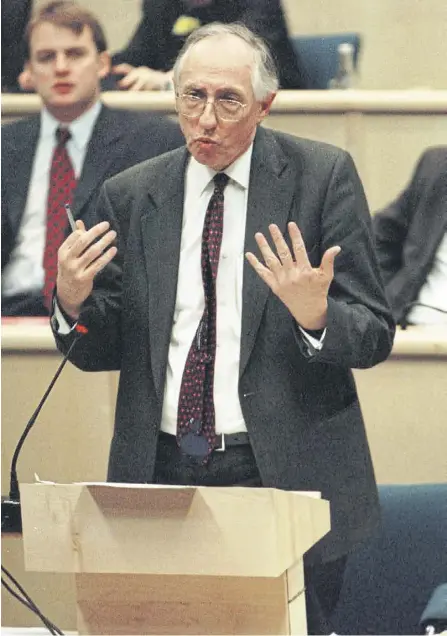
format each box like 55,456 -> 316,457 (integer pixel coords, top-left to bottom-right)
245,222 -> 341,331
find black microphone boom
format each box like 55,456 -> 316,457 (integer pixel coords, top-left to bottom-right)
1,326 -> 86,534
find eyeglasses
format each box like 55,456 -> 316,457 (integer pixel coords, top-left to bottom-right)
176,92 -> 248,122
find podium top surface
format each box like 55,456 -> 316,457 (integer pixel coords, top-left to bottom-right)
20,482 -> 330,577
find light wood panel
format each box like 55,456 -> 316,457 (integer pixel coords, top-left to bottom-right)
354,326 -> 447,485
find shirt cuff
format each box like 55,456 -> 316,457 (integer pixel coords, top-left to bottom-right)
51,298 -> 78,335
299,326 -> 326,352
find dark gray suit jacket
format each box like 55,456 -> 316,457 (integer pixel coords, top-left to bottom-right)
54,127 -> 395,563
373,147 -> 447,324
1,105 -> 184,275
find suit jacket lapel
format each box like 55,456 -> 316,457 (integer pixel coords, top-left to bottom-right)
5,117 -> 40,241
72,106 -> 124,216
140,148 -> 189,400
240,127 -> 296,377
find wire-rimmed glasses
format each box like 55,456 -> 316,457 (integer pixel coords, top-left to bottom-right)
176,92 -> 248,122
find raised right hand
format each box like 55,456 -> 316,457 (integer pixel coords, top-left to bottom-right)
56,220 -> 117,319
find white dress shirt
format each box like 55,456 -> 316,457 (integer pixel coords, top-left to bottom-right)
407,231 -> 447,324
1,101 -> 102,298
160,145 -> 324,435
160,148 -> 253,435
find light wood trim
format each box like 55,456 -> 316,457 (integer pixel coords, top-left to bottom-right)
3,322 -> 447,357
2,89 -> 447,117
392,326 -> 447,357
1,319 -> 56,351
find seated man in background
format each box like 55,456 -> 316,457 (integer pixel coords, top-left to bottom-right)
111,0 -> 307,91
1,0 -> 184,317
373,147 -> 447,325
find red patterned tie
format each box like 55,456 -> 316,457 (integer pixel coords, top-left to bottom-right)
177,173 -> 229,459
42,127 -> 76,309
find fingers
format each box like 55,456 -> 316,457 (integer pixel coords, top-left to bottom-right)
254,223 -> 309,273
117,67 -> 153,90
254,231 -> 282,275
117,70 -> 139,90
78,229 -> 117,270
111,63 -> 134,75
84,244 -> 118,277
64,221 -> 113,258
268,224 -> 294,269
127,77 -> 148,91
288,222 -> 311,269
245,251 -> 276,289
320,245 -> 341,280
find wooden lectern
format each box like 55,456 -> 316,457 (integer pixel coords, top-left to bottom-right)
20,483 -> 330,635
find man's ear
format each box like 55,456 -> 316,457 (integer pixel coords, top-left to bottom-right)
19,63 -> 34,91
98,50 -> 111,79
257,92 -> 276,123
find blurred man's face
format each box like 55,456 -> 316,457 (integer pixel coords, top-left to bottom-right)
176,35 -> 275,171
26,23 -> 110,122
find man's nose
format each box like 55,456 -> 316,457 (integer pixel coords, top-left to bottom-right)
198,100 -> 217,129
55,54 -> 69,73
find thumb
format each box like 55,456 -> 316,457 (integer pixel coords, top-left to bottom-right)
321,245 -> 341,279
75,219 -> 86,232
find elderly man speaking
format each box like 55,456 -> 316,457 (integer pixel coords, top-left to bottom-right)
52,23 -> 395,634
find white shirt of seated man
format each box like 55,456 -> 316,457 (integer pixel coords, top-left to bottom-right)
407,232 -> 447,324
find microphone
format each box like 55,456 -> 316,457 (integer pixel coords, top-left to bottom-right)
1,323 -> 88,533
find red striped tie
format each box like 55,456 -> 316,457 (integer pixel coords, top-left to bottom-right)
176,172 -> 229,459
42,127 -> 76,309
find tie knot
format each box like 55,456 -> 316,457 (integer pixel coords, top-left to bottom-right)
56,127 -> 71,145
213,172 -> 229,193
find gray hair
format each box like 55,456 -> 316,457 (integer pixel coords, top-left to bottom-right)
173,22 -> 279,100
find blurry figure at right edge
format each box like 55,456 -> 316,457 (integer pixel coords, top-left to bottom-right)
373,147 -> 447,326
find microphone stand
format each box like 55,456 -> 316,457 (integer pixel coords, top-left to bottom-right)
2,326 -> 86,533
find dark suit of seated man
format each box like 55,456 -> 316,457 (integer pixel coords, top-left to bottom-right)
1,0 -> 184,317
373,147 -> 447,326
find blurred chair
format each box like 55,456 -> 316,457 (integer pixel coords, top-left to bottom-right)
290,32 -> 362,89
331,484 -> 447,635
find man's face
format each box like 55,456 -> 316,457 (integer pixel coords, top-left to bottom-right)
26,23 -> 110,122
176,35 -> 275,171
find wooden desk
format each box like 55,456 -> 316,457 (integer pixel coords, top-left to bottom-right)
2,90 -> 447,210
353,326 -> 447,485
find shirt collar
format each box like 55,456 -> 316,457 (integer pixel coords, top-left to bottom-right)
187,143 -> 254,197
40,100 -> 102,150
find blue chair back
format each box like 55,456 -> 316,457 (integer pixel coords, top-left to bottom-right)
331,484 -> 447,635
290,33 -> 362,89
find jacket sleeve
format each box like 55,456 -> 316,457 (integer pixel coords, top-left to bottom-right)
372,152 -> 429,286
300,150 -> 396,369
52,183 -> 125,371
